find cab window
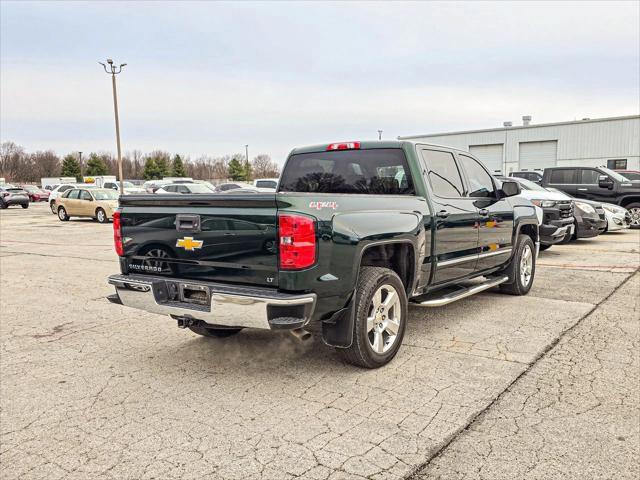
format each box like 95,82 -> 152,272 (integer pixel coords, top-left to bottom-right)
549,169 -> 575,184
421,149 -> 465,198
579,169 -> 600,184
458,154 -> 495,197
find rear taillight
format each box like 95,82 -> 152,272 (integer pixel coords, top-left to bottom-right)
326,141 -> 361,151
278,213 -> 316,270
112,210 -> 124,256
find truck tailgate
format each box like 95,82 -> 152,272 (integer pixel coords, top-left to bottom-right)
118,193 -> 278,287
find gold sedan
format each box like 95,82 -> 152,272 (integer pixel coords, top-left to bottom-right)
56,188 -> 119,223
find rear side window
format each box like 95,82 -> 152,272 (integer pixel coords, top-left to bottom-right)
279,149 -> 414,195
549,169 -> 574,184
421,149 -> 464,198
256,180 -> 277,189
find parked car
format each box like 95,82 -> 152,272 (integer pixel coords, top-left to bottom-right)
253,178 -> 279,190
509,170 -> 543,184
56,188 -> 119,223
156,183 -> 216,194
142,180 -> 169,193
601,203 -> 631,232
497,176 -> 573,251
20,185 -> 50,202
541,166 -> 640,228
107,140 -> 539,368
49,183 -> 96,213
214,182 -> 244,192
0,185 -> 29,209
103,181 -> 146,195
616,170 -> 640,181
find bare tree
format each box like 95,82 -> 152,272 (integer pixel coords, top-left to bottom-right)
0,141 -> 26,182
251,154 -> 280,179
29,151 -> 61,181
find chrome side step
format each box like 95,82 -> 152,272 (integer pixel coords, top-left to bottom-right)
411,275 -> 509,307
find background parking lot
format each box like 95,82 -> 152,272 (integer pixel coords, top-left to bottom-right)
1,203 -> 638,480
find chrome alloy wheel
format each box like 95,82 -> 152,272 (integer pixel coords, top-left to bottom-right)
97,209 -> 106,223
629,207 -> 640,227
367,284 -> 402,354
520,244 -> 533,287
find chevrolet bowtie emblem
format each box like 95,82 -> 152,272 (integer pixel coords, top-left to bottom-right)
176,237 -> 203,251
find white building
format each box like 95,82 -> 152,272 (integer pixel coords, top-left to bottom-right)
399,114 -> 640,174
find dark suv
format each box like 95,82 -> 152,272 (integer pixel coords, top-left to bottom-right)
541,166 -> 640,227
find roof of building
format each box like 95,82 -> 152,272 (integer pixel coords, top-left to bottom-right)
398,114 -> 640,140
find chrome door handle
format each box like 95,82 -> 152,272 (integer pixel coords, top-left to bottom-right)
436,210 -> 450,219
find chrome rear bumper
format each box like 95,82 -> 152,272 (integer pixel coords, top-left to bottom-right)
108,274 -> 316,330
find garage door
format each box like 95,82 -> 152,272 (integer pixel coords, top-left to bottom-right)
519,141 -> 558,169
468,144 -> 503,173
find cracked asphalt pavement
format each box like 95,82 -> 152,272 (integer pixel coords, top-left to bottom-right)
1,203 -> 639,480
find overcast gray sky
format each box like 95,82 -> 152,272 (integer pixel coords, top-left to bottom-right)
1,0 -> 639,163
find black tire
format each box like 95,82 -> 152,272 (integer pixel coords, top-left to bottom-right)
539,244 -> 552,251
57,206 -> 69,221
0,201 -> 7,209
499,234 -> 535,296
337,266 -> 407,369
188,325 -> 243,338
625,202 -> 640,229
21,203 -> 29,209
95,208 -> 108,223
50,201 -> 57,214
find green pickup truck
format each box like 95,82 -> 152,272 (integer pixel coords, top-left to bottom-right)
108,140 -> 539,368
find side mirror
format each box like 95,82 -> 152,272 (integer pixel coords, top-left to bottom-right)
499,180 -> 521,198
598,175 -> 614,189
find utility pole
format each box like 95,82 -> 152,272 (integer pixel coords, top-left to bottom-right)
245,144 -> 249,181
99,59 -> 126,193
378,129 -> 383,140
78,151 -> 83,178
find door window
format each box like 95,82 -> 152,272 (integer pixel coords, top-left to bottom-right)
579,169 -> 600,185
421,149 -> 465,198
80,190 -> 93,200
458,155 -> 495,197
66,189 -> 80,199
549,169 -> 575,184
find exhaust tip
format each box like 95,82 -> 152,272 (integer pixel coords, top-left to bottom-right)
290,328 -> 312,343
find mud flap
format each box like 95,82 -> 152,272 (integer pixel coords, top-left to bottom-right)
321,296 -> 355,348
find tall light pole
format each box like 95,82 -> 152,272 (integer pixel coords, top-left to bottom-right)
78,151 -> 83,178
245,144 -> 249,180
378,129 -> 383,140
99,59 -> 126,193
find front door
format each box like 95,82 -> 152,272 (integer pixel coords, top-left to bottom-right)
575,168 -> 618,203
78,190 -> 95,216
64,189 -> 81,214
419,148 -> 479,284
458,154 -> 514,272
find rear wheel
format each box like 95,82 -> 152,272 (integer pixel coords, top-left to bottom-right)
21,203 -> 29,209
337,267 -> 407,369
57,206 -> 69,221
189,325 -> 243,338
50,201 -> 57,214
500,234 -> 535,296
626,203 -> 640,229
95,208 -> 108,223
0,201 -> 7,209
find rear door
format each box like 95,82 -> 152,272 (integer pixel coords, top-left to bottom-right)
64,189 -> 81,214
419,147 -> 480,284
457,153 -> 514,272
